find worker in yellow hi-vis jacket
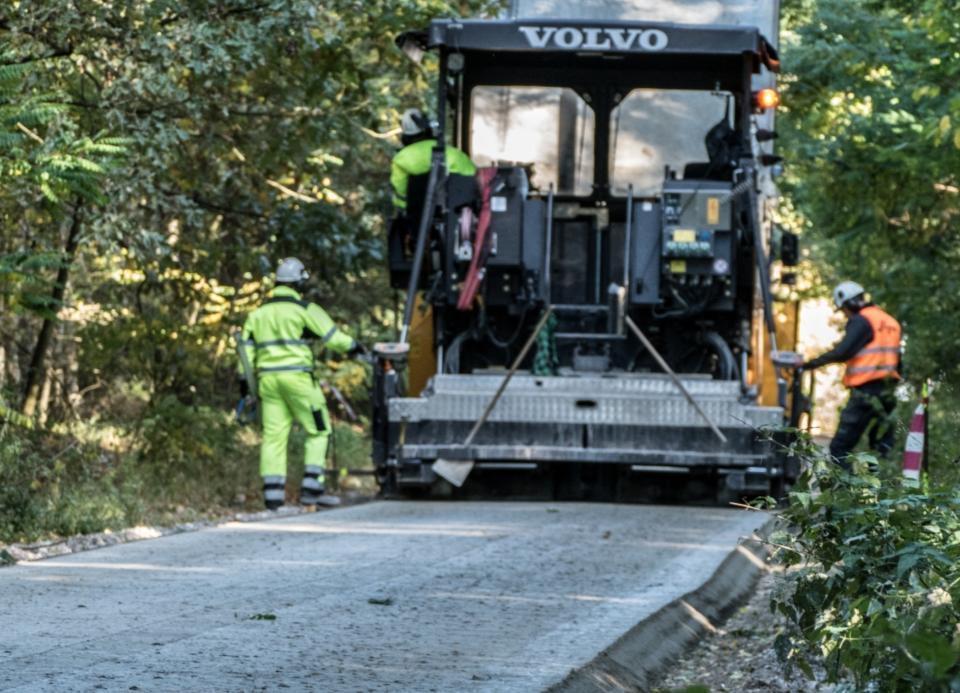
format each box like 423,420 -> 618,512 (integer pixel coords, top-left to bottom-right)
238,257 -> 363,509
390,108 -> 476,210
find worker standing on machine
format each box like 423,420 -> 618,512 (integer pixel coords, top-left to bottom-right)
390,108 -> 476,211
238,258 -> 364,509
802,281 -> 902,469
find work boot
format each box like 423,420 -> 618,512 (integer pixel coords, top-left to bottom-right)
300,465 -> 340,506
262,475 -> 286,510
300,487 -> 341,508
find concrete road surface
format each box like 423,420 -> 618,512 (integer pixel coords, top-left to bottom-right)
0,502 -> 766,692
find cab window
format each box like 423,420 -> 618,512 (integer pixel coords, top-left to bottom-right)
610,89 -> 732,196
470,86 -> 595,196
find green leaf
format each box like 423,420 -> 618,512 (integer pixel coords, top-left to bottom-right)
792,491 -> 813,511
906,632 -> 958,677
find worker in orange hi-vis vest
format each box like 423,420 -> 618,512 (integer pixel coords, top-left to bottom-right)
801,281 -> 902,470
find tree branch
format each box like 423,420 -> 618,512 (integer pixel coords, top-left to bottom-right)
265,179 -> 318,204
158,188 -> 267,219
16,122 -> 45,144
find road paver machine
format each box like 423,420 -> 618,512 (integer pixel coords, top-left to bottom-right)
372,5 -> 804,501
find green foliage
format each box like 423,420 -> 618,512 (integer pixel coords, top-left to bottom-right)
329,420 -> 373,471
0,395 -> 264,544
137,396 -> 260,508
1,0 -> 498,411
0,53 -> 127,206
772,440 -> 960,690
0,0 -> 495,537
780,0 -> 960,468
0,429 -> 144,543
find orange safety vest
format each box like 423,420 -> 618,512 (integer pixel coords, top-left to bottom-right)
843,306 -> 902,388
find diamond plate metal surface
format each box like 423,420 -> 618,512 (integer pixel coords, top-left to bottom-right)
428,373 -> 742,398
390,384 -> 781,429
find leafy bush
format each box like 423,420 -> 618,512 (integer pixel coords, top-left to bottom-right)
0,430 -> 144,543
136,395 -> 260,508
772,444 -> 960,690
0,395 -> 263,544
0,391 -> 370,544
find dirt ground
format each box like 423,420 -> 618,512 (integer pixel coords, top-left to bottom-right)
652,569 -> 835,692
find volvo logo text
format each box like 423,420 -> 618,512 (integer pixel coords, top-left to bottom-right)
517,26 -> 669,52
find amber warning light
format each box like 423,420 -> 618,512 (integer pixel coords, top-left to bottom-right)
754,88 -> 781,111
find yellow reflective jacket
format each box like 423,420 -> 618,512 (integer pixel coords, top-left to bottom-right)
238,286 -> 355,375
390,139 -> 476,209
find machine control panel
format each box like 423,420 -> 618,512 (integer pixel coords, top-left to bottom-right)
657,180 -> 736,312
659,181 -> 734,280
663,227 -> 715,258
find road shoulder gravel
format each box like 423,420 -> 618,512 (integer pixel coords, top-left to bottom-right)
650,567 -> 835,692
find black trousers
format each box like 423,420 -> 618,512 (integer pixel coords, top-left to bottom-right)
829,380 -> 898,468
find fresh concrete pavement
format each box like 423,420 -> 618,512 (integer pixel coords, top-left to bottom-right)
0,501 -> 767,691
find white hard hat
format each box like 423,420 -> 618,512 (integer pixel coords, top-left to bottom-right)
832,280 -> 865,309
276,257 -> 309,283
400,108 -> 429,137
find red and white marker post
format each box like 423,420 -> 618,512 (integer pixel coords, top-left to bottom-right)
902,382 -> 930,484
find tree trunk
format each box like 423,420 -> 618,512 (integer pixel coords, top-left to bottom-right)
37,368 -> 52,426
64,323 -> 80,416
21,203 -> 82,418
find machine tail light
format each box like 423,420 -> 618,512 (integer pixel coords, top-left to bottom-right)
753,88 -> 781,111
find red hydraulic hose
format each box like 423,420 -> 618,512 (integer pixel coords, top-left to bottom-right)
457,167 -> 498,311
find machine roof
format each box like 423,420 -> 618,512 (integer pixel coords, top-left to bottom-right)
399,18 -> 779,73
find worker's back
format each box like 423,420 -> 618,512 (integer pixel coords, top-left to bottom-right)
390,139 -> 476,209
241,285 -> 354,374
245,294 -> 314,371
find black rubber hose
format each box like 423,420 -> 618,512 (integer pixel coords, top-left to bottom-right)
702,330 -> 739,381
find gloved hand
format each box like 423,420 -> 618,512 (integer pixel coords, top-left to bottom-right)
239,377 -> 250,398
346,341 -> 367,359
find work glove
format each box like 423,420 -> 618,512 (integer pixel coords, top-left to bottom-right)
346,341 -> 367,360
239,377 -> 250,398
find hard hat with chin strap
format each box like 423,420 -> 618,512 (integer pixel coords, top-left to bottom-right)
276,257 -> 309,284
400,108 -> 430,137
833,280 -> 865,309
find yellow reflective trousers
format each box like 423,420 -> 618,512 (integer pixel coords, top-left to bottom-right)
258,371 -> 330,505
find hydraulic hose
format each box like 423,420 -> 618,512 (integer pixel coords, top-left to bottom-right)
701,331 -> 739,381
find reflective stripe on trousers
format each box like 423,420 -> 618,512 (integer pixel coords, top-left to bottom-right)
300,464 -> 325,501
262,475 -> 286,504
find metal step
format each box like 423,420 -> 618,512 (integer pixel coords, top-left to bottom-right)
427,373 -> 743,397
391,374 -> 781,429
